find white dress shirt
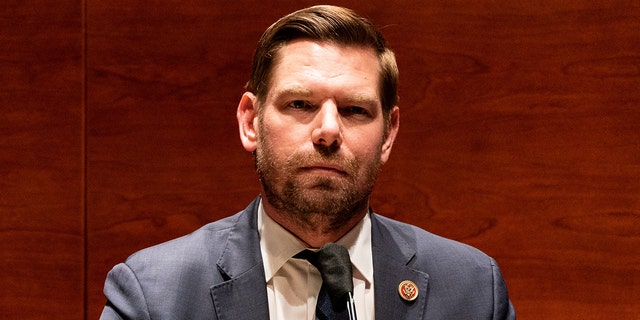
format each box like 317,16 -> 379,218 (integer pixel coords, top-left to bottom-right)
258,200 -> 374,319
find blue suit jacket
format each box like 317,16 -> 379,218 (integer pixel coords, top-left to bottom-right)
101,197 -> 515,319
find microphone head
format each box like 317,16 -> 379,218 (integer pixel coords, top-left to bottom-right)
315,243 -> 354,311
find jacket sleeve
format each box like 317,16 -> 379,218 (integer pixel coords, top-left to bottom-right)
100,262 -> 151,320
491,258 -> 516,320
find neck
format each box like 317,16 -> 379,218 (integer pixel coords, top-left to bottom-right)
261,197 -> 368,248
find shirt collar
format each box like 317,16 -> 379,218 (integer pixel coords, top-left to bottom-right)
258,199 -> 308,282
258,199 -> 374,285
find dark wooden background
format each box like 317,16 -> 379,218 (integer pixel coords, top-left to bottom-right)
1,0 -> 638,319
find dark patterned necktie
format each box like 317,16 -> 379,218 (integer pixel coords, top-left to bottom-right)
295,244 -> 352,320
315,284 -> 348,320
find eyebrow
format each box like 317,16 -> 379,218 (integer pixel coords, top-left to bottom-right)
344,93 -> 379,106
273,86 -> 313,99
274,86 -> 379,106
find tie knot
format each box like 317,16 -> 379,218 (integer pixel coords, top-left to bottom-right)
294,249 -> 320,268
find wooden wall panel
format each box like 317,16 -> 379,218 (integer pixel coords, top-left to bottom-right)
85,0 -> 267,317
371,2 -> 640,319
0,1 -> 84,319
0,0 -> 632,319
86,1 -> 640,319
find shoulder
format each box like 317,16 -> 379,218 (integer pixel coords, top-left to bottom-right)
372,214 -> 515,319
101,200 -> 262,318
371,214 -> 515,318
371,213 -> 497,272
124,209 -> 247,271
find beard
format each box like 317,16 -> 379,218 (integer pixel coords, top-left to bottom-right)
255,132 -> 382,231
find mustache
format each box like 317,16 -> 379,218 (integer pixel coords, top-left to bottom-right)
286,149 -> 358,173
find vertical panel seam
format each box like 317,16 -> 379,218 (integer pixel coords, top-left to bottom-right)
82,0 -> 88,318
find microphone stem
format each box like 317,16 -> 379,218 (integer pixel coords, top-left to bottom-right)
347,292 -> 357,320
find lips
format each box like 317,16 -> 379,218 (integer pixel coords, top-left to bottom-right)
301,163 -> 348,175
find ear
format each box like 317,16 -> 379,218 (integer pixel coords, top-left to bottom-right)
380,106 -> 399,165
237,92 -> 259,152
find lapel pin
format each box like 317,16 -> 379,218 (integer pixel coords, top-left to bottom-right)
398,280 -> 419,302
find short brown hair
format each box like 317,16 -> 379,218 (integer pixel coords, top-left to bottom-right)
245,5 -> 399,118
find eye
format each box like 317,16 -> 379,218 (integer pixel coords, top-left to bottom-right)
288,100 -> 314,110
340,106 -> 370,117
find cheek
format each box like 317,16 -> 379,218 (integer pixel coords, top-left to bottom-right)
349,137 -> 385,165
260,121 -> 306,155
351,126 -> 386,152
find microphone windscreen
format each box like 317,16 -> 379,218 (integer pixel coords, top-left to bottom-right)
315,243 -> 354,311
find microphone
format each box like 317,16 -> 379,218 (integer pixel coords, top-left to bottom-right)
314,243 -> 358,320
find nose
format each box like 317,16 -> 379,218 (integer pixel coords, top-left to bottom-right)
311,101 -> 343,148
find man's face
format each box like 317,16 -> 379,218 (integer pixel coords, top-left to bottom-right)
249,40 -> 398,225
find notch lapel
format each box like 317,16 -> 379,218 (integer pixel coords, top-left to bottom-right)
210,265 -> 270,320
210,198 -> 270,320
371,214 -> 429,320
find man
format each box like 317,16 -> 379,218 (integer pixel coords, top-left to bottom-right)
101,5 -> 516,320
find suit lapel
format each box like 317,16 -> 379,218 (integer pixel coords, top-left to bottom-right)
371,214 -> 429,320
210,266 -> 270,320
210,198 -> 270,320
207,201 -> 431,320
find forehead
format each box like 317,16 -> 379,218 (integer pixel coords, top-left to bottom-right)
267,40 -> 381,99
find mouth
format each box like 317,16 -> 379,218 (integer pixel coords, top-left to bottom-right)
300,163 -> 348,176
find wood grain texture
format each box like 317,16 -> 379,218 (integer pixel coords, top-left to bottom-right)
3,0 -> 638,319
0,1 -> 84,319
86,1 -> 640,319
371,1 -> 640,318
85,1 -> 265,317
